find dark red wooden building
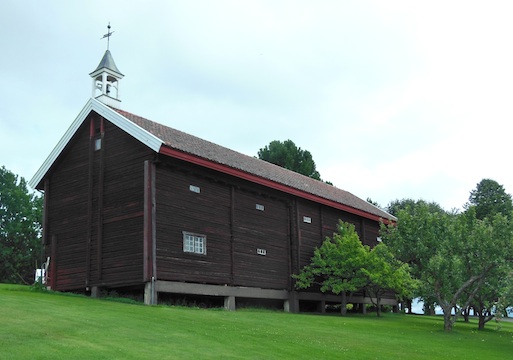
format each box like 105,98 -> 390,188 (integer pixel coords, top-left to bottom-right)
30,50 -> 396,312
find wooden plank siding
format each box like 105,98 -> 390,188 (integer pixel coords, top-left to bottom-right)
45,112 -> 153,291
231,188 -> 290,290
46,119 -> 90,290
297,200 -> 323,270
97,119 -> 153,286
295,200 -> 380,269
154,158 -> 291,290
155,162 -> 233,285
152,157 -> 383,293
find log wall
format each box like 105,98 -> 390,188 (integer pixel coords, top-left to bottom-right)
153,158 -> 382,292
45,112 -> 153,291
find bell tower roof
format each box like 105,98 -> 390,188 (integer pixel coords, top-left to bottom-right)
90,49 -> 124,78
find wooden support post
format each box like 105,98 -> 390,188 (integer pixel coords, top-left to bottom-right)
144,280 -> 157,305
224,296 -> 236,311
285,291 -> 299,313
318,300 -> 326,313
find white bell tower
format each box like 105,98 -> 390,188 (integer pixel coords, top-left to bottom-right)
89,24 -> 124,108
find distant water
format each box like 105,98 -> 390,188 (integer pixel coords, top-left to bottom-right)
409,298 -> 511,317
409,298 -> 442,314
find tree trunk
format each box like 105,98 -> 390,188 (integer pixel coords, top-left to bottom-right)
376,297 -> 382,317
478,314 -> 486,330
477,311 -> 494,330
462,306 -> 470,322
424,302 -> 435,316
442,307 -> 454,331
340,292 -> 347,316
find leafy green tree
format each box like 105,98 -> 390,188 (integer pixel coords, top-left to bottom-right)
467,265 -> 509,330
364,243 -> 417,317
462,213 -> 513,330
462,180 -> 513,328
382,204 -> 513,331
466,179 -> 513,220
294,221 -> 414,316
386,198 -> 445,218
495,271 -> 513,322
294,221 -> 368,315
0,166 -> 43,284
382,199 -> 446,315
258,140 -> 322,181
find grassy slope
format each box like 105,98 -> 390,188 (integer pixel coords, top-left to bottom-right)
1,284 -> 512,359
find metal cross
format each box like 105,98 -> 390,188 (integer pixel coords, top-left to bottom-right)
101,23 -> 114,50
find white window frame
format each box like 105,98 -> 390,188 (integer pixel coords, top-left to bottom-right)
189,185 -> 201,193
257,248 -> 267,256
94,137 -> 102,151
183,232 -> 207,255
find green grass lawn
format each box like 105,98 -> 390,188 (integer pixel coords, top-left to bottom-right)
1,284 -> 512,359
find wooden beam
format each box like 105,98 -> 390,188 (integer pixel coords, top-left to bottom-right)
295,199 -> 301,273
294,291 -> 397,305
360,217 -> 367,245
229,186 -> 235,286
42,179 -> 49,245
143,160 -> 156,282
155,280 -> 289,300
50,235 -> 57,290
97,119 -> 105,280
86,118 -> 94,287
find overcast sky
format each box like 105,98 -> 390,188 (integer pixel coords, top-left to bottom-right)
1,1 -> 512,211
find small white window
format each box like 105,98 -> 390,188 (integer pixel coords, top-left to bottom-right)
257,248 -> 267,256
256,204 -> 265,211
377,237 -> 382,243
183,232 -> 206,255
94,138 -> 102,151
303,216 -> 312,224
189,185 -> 201,193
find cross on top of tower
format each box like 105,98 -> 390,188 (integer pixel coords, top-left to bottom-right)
101,22 -> 114,50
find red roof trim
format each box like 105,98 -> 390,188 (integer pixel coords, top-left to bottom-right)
159,146 -> 391,224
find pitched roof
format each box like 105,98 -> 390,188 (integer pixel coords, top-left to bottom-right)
113,109 -> 395,222
29,98 -> 395,222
